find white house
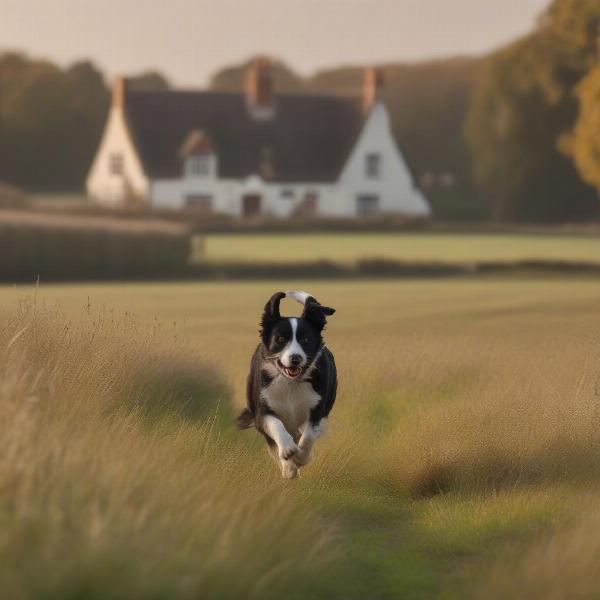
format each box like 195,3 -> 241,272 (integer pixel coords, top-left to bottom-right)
86,59 -> 430,218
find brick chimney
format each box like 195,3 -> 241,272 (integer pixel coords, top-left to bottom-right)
363,67 -> 384,111
245,57 -> 274,117
112,76 -> 127,109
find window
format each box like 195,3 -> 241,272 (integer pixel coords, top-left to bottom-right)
185,194 -> 213,212
109,153 -> 123,175
280,188 -> 294,199
186,155 -> 211,177
356,194 -> 379,216
365,153 -> 381,178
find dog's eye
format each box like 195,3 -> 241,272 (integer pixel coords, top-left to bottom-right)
301,337 -> 309,344
276,336 -> 285,344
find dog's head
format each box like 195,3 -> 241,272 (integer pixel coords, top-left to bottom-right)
259,291 -> 335,380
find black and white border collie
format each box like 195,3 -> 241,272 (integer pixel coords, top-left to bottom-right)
237,291 -> 337,479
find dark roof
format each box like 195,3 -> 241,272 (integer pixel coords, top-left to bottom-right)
123,90 -> 365,182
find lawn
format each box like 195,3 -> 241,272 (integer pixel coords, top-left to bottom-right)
1,278 -> 600,598
196,231 -> 600,264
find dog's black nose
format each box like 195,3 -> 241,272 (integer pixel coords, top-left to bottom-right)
289,354 -> 302,366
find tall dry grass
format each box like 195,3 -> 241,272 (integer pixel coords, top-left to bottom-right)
476,511 -> 600,600
381,332 -> 600,497
0,299 -> 332,599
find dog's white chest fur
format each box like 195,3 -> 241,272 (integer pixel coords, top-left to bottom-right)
262,376 -> 321,439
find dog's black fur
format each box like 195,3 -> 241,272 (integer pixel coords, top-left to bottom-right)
237,291 -> 337,477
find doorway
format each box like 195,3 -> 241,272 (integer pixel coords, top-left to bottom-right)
242,194 -> 261,217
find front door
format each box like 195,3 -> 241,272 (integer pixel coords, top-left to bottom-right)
242,194 -> 261,217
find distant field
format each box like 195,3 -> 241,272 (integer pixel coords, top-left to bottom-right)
1,278 -> 600,598
28,192 -> 87,209
196,231 -> 600,264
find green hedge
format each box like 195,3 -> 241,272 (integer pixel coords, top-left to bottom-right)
0,211 -> 191,281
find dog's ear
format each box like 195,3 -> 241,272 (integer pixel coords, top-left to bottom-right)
302,297 -> 336,332
260,291 -> 286,345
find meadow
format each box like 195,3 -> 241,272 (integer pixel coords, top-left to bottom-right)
1,277 -> 600,598
197,231 -> 600,264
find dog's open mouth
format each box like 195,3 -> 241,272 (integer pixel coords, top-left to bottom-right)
277,361 -> 304,379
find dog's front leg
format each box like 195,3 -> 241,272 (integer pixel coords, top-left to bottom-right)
262,415 -> 299,478
294,419 -> 326,466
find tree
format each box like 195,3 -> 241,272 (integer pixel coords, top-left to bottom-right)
542,0 -> 600,73
127,71 -> 170,91
466,0 -> 600,222
0,52 -> 109,190
571,65 -> 600,204
209,57 -> 303,93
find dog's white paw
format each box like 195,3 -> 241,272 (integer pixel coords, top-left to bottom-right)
293,446 -> 313,466
281,460 -> 299,479
278,441 -> 299,461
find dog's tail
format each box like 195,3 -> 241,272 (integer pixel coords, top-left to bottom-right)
236,408 -> 255,430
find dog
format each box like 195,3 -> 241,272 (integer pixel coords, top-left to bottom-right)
236,291 -> 337,478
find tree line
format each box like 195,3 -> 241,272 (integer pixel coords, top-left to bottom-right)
0,0 -> 599,222
467,0 -> 600,222
0,54 -> 168,191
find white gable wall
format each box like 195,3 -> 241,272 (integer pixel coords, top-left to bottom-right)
328,102 -> 430,217
86,107 -> 149,206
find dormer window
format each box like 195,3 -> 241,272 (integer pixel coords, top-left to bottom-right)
366,153 -> 381,178
186,155 -> 211,177
180,129 -> 215,179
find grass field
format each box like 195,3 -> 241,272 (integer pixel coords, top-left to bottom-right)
196,232 -> 600,264
1,278 -> 600,598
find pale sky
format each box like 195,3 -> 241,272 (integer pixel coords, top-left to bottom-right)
2,0 -> 549,86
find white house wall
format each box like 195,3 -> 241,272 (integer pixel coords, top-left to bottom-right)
86,107 -> 149,206
151,176 -> 240,214
151,176 -> 337,218
259,183 -> 336,217
333,102 -> 430,217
